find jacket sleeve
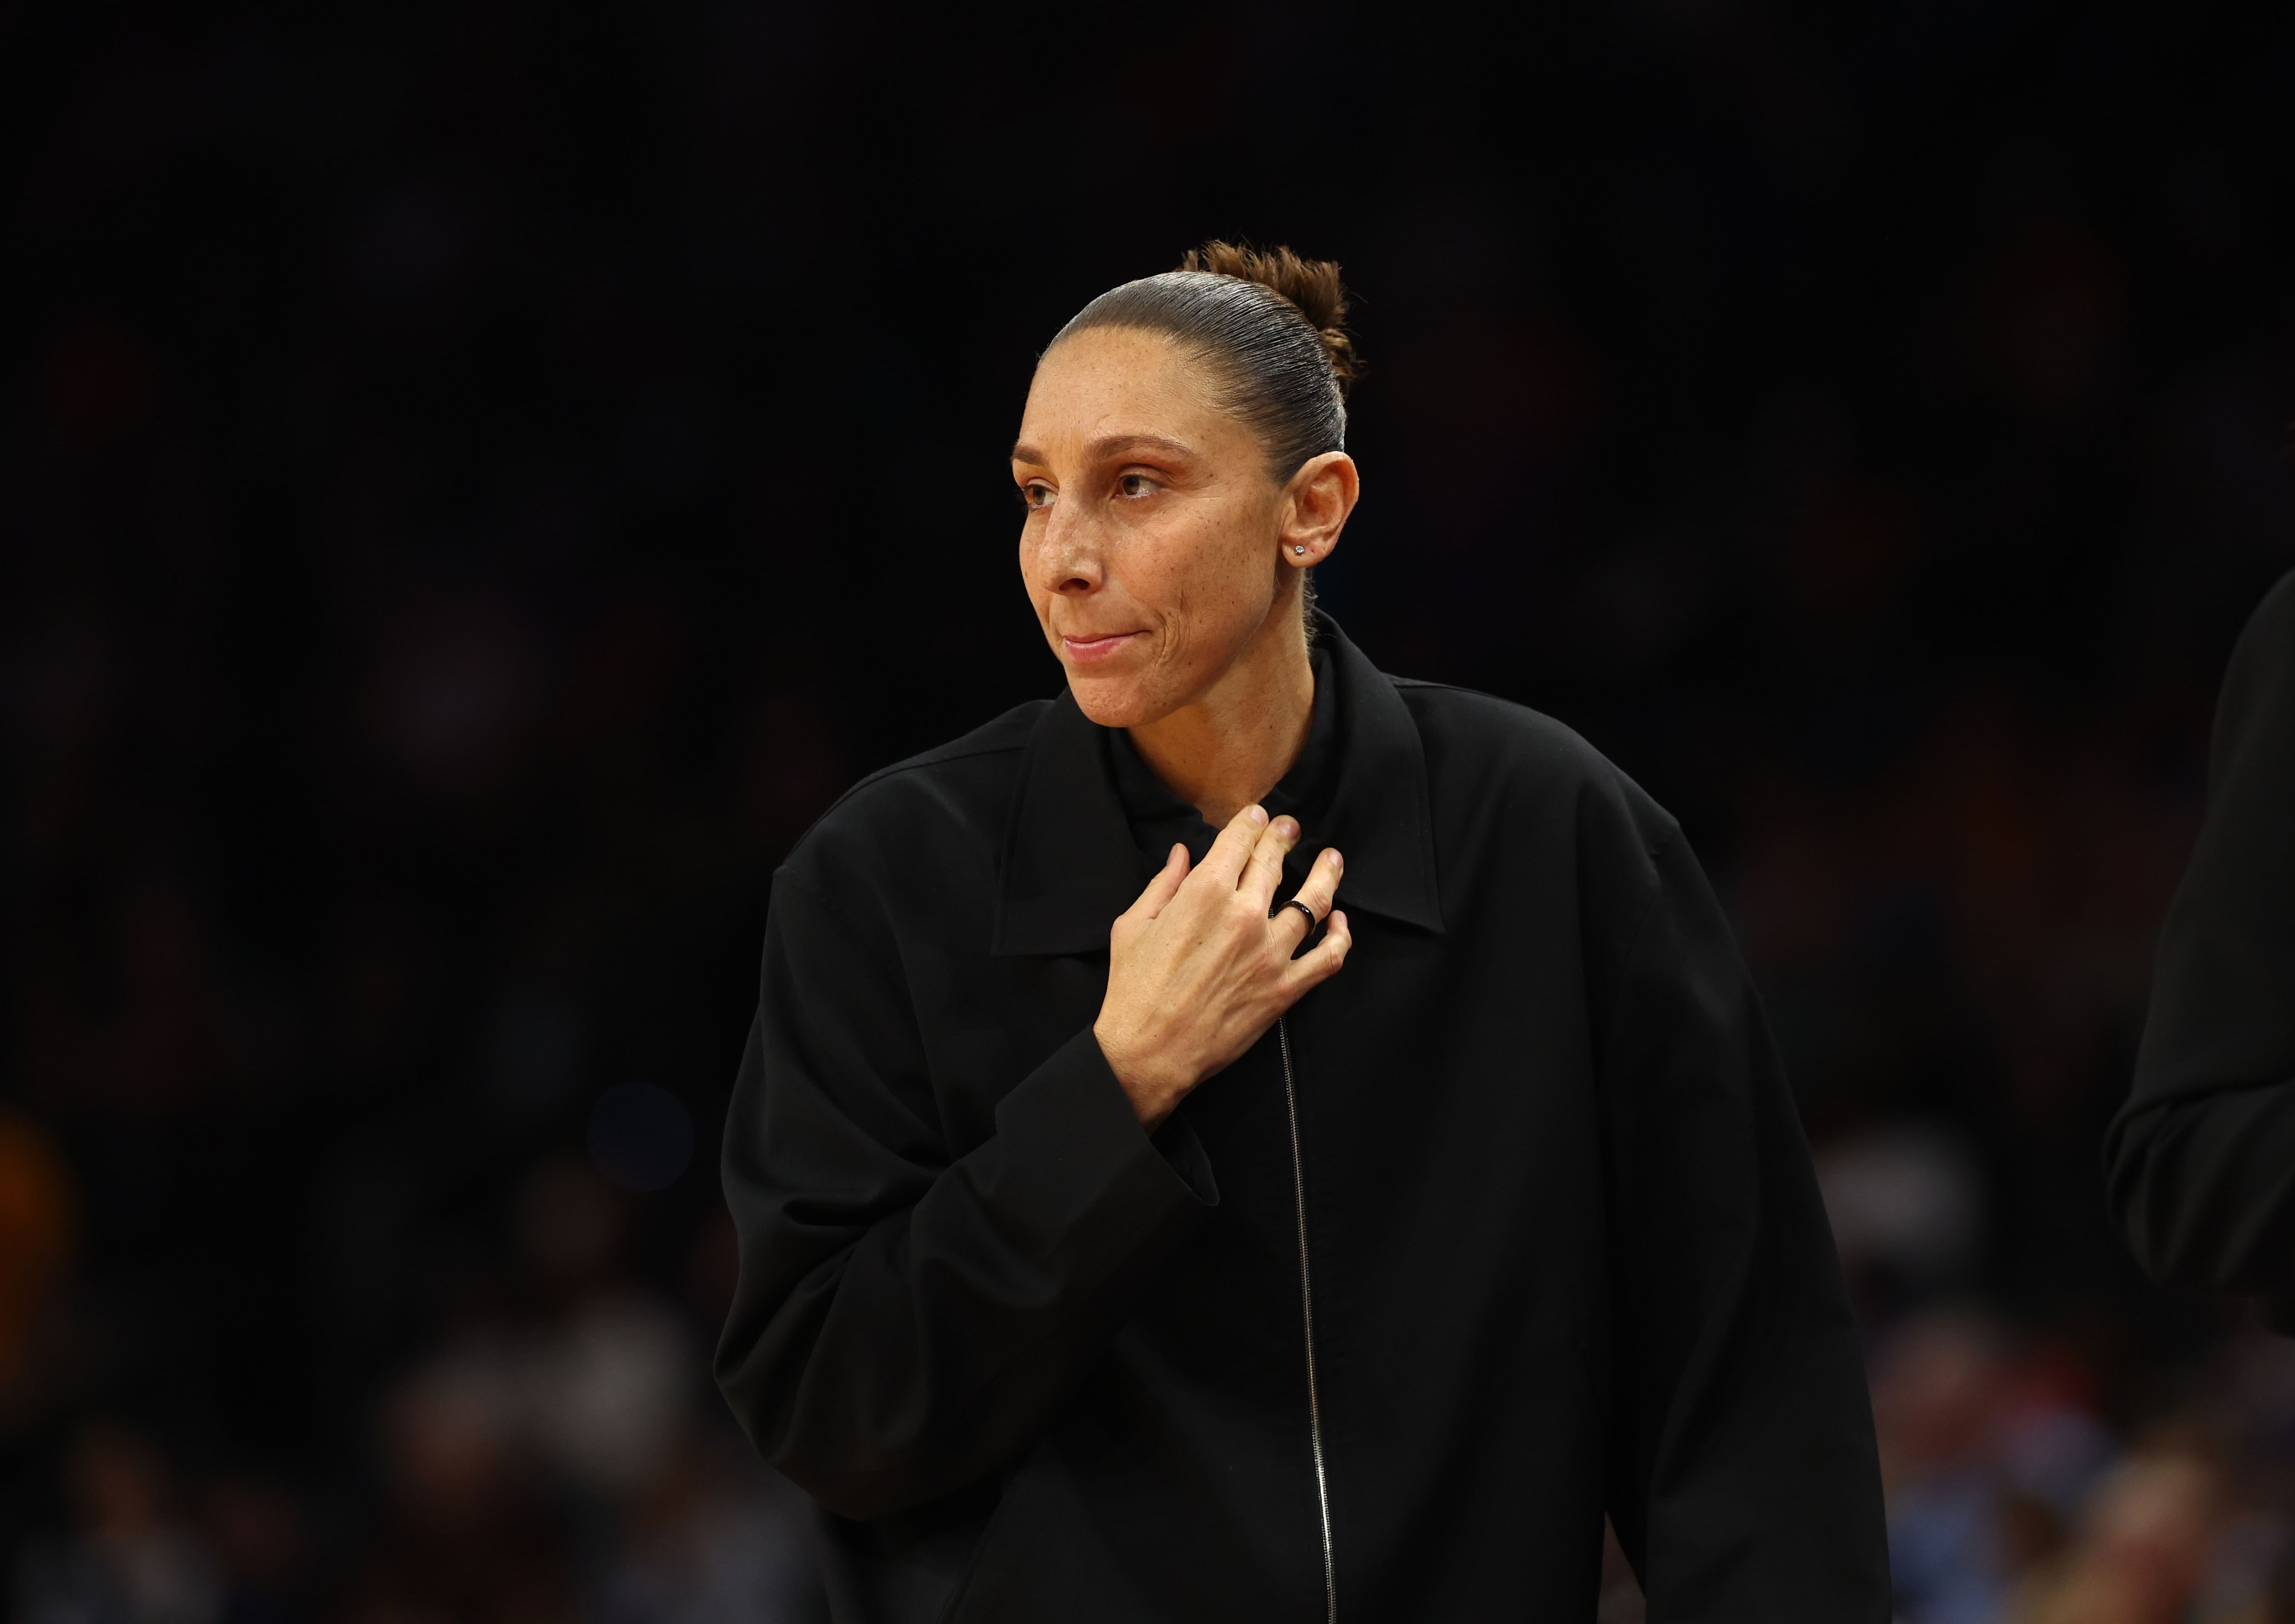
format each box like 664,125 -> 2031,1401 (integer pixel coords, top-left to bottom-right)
713,865 -> 1218,1520
1595,822 -> 1890,1622
2105,571 -> 2295,1314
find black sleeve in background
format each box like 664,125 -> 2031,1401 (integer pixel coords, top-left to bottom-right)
712,867 -> 1217,1522
2106,570 -> 2295,1315
1597,825 -> 1890,1622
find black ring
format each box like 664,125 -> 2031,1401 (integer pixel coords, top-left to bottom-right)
1273,897 -> 1318,930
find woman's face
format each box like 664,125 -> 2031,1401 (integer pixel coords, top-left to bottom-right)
1011,327 -> 1300,729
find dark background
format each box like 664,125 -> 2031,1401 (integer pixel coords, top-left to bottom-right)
6,4 -> 2295,1621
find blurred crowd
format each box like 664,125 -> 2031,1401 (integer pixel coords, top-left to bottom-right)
7,2 -> 2295,1622
3,1148 -> 823,1624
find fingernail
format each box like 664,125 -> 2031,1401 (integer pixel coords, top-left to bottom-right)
1276,817 -> 1299,839
1246,805 -> 1268,825
1327,850 -> 1343,868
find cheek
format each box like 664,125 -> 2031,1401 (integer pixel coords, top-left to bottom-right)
1123,538 -> 1185,610
1132,522 -> 1260,668
1016,528 -> 1054,601
1190,507 -> 1276,613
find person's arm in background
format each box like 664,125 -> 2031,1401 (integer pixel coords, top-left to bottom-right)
1595,813 -> 1890,1622
2106,571 -> 2295,1327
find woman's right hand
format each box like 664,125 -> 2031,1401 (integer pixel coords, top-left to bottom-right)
1094,805 -> 1352,1128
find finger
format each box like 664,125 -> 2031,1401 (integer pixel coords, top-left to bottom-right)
1271,847 -> 1344,949
1241,815 -> 1300,909
1200,804 -> 1269,886
1133,843 -> 1189,920
1283,907 -> 1352,992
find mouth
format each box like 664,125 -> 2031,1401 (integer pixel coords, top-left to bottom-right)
1059,631 -> 1144,665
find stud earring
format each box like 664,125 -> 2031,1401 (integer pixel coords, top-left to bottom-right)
1292,545 -> 1307,555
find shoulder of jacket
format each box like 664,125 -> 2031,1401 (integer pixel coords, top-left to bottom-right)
2208,568 -> 2295,799
2234,568 -> 2295,661
1389,674 -> 1636,790
2255,566 -> 2295,619
839,700 -> 1046,797
787,699 -> 1046,865
1390,674 -> 1581,743
1388,674 -> 1679,864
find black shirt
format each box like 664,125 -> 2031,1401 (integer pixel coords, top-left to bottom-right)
715,618 -> 1888,1623
2108,570 -> 2295,1326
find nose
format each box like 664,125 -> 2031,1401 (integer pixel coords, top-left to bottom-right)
1036,503 -> 1101,597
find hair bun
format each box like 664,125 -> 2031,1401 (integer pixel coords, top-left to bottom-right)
1179,240 -> 1359,398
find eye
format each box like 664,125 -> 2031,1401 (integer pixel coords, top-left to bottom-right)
1117,473 -> 1160,498
1019,480 -> 1055,511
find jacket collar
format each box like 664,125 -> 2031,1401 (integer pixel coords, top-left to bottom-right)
992,618 -> 1444,956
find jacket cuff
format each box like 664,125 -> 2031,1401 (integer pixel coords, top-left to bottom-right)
986,1029 -> 1218,1254
1151,1109 -> 1219,1207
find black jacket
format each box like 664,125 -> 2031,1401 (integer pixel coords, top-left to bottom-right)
2108,571 -> 2295,1327
715,623 -> 1887,1622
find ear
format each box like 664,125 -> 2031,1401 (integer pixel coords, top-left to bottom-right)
1277,452 -> 1359,569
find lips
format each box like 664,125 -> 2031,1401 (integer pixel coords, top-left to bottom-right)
1060,632 -> 1141,664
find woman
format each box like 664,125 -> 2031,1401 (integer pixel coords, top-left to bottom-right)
716,244 -> 1887,1622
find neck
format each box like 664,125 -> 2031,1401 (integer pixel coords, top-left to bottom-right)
1128,599 -> 1315,828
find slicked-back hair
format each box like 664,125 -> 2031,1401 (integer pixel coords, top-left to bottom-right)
1049,241 -> 1357,482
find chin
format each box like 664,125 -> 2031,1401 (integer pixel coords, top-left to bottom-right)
1064,668 -> 1170,731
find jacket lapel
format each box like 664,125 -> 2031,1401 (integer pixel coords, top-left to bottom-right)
991,689 -> 1144,956
1315,623 -> 1445,936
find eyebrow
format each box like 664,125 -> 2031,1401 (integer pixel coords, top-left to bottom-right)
1009,432 -> 1199,465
